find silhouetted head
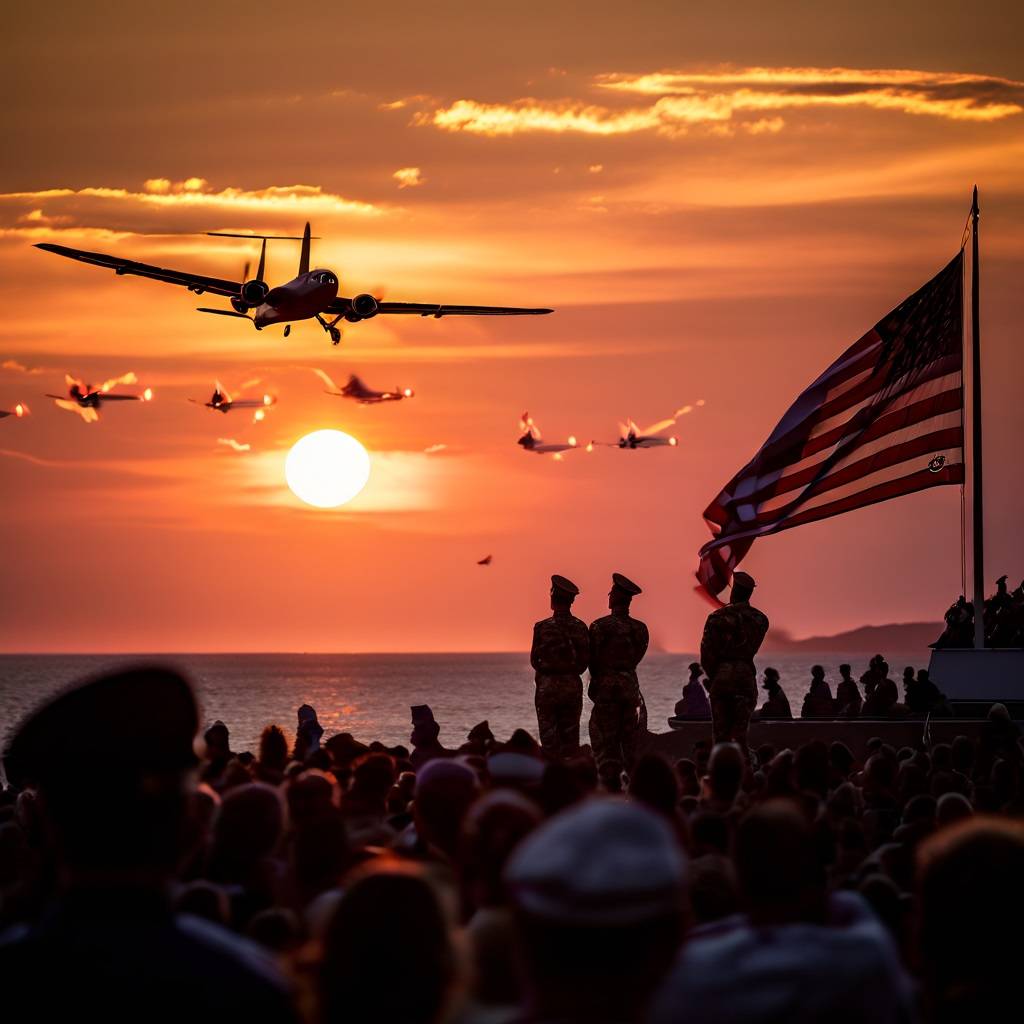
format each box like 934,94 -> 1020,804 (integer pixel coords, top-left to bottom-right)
708,743 -> 744,804
203,720 -> 231,758
608,572 -> 641,611
459,789 -> 542,908
320,860 -> 456,1024
629,753 -> 681,821
736,800 -> 825,925
414,759 -> 479,860
762,667 -> 780,691
839,663 -> 852,678
258,724 -> 290,773
936,792 -> 974,829
918,818 -> 1024,1019
730,571 -> 755,604
209,783 -> 284,882
550,574 -> 579,612
811,665 -> 825,681
688,662 -> 703,681
3,664 -> 198,879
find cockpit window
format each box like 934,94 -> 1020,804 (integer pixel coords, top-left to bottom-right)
317,272 -> 336,285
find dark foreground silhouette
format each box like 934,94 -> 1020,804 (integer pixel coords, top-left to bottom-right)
1,664 -> 1023,1023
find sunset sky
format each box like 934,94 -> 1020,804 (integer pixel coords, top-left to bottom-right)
2,2 -> 1022,652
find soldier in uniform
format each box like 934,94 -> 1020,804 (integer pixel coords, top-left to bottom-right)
700,571 -> 769,760
530,574 -> 589,760
587,573 -> 649,790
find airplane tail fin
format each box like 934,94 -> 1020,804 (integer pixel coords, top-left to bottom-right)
299,222 -> 311,276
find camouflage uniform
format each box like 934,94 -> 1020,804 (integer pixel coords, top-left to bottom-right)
700,601 -> 769,756
587,612 -> 649,787
531,613 -> 589,759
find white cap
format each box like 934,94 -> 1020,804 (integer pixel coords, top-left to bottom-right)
505,798 -> 687,925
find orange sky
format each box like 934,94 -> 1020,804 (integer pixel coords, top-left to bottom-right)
2,3 -> 1023,652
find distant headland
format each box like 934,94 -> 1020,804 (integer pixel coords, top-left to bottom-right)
762,622 -> 943,653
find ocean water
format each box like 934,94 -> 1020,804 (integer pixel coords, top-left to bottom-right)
0,650 -> 927,756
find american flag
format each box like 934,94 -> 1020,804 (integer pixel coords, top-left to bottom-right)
697,251 -> 964,600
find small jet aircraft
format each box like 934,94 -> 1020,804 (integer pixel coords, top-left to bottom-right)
313,368 -> 414,405
477,555 -> 493,566
0,402 -> 29,420
35,223 -> 553,346
517,412 -> 578,455
608,417 -> 679,449
47,373 -> 152,423
190,380 -> 275,417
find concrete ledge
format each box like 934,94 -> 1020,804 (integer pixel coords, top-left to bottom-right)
643,719 -> 997,763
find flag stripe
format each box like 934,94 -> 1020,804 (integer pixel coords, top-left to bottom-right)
747,391 -> 963,508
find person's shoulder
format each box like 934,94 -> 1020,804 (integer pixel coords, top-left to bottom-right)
175,913 -> 293,993
533,616 -> 554,629
590,614 -> 614,628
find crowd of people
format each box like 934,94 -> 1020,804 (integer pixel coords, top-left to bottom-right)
1,662 -> 1023,1023
675,657 -> 952,724
933,575 -> 1024,648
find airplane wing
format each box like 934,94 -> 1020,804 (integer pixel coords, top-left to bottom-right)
224,399 -> 267,409
35,243 -> 241,298
328,298 -> 552,318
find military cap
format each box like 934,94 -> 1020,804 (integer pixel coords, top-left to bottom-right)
410,704 -> 436,726
4,665 -> 199,790
550,574 -> 580,596
506,798 -> 686,925
996,574 -> 1008,586
611,572 -> 642,596
732,571 -> 756,590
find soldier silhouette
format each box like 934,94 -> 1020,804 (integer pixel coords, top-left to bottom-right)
530,575 -> 589,760
587,573 -> 648,791
700,571 -> 769,760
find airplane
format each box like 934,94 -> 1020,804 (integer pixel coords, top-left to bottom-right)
190,380 -> 275,417
606,417 -> 679,449
35,222 -> 554,346
477,555 -> 493,566
0,403 -> 29,420
46,373 -> 153,423
313,368 -> 413,405
517,412 -> 579,455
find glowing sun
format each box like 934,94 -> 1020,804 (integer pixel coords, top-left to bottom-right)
285,430 -> 371,508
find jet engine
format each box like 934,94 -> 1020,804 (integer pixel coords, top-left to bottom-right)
240,279 -> 271,307
350,293 -> 379,319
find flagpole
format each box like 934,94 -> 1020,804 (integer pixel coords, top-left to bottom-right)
971,186 -> 985,650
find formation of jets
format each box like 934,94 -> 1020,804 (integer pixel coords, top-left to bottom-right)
313,369 -> 414,405
46,373 -> 153,423
517,411 -> 680,456
35,222 -> 553,347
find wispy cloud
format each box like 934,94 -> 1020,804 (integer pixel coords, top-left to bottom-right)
2,359 -> 48,375
419,65 -> 1024,138
0,178 -> 383,238
393,167 -> 425,189
217,437 -> 251,453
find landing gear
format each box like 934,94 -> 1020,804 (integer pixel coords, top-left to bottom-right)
316,312 -> 344,346
283,325 -> 291,338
